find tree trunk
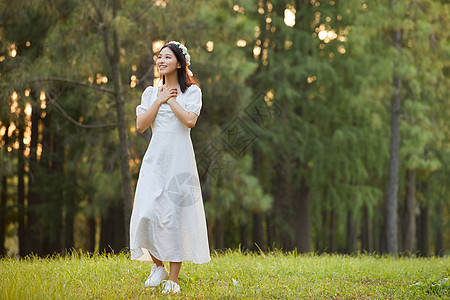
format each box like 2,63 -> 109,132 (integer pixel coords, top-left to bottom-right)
100,205 -> 116,253
295,178 -> 311,253
0,176 -> 6,256
18,120 -> 26,257
434,201 -> 443,257
64,171 -> 76,250
201,166 -> 214,253
402,169 -> 415,253
64,207 -> 75,251
252,213 -> 264,251
111,51 -> 132,250
292,0 -> 313,254
40,114 -> 52,255
214,216 -> 225,250
272,156 -> 293,250
266,213 -> 274,250
26,104 -> 42,255
417,197 -> 429,256
281,164 -> 294,250
99,152 -> 124,253
317,208 -> 327,253
376,202 -> 387,253
361,205 -> 371,252
329,208 -> 336,253
100,0 -> 133,249
239,220 -> 249,250
50,132 -> 64,254
386,10 -> 402,254
88,211 -> 97,253
112,0 -> 132,249
99,202 -> 124,253
114,202 -> 125,251
251,146 -> 264,251
346,209 -> 357,254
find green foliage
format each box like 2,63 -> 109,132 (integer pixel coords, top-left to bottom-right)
206,153 -> 272,225
411,276 -> 450,297
0,0 -> 449,256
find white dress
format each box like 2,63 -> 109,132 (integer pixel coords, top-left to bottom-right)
130,84 -> 211,264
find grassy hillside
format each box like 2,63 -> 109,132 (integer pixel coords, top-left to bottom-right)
1,250 -> 449,299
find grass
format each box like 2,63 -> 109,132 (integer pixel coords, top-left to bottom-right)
1,249 -> 449,299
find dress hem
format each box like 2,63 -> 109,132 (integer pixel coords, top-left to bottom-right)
130,247 -> 211,264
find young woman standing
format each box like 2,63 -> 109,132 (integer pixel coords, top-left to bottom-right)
130,41 -> 210,294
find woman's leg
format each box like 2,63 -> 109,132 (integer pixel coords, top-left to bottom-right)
150,253 -> 164,267
168,262 -> 182,283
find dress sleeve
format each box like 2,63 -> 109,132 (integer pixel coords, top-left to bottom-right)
136,86 -> 154,117
184,85 -> 202,116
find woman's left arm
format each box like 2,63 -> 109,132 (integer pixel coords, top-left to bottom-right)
167,98 -> 199,128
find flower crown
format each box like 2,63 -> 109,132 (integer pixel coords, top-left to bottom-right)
168,41 -> 191,66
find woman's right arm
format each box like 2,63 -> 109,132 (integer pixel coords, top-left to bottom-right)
136,96 -> 162,133
136,86 -> 178,133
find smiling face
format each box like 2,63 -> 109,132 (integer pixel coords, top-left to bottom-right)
156,47 -> 181,77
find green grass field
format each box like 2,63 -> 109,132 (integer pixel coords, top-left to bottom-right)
1,250 -> 449,299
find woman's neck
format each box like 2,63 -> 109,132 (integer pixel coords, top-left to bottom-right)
164,74 -> 180,89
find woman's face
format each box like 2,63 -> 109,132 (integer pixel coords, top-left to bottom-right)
156,47 -> 180,77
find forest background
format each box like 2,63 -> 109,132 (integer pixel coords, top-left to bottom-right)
0,0 -> 448,257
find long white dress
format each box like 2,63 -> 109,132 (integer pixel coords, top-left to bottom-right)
130,84 -> 211,264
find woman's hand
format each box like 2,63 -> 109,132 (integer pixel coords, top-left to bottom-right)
157,86 -> 179,104
136,86 -> 178,133
166,97 -> 199,128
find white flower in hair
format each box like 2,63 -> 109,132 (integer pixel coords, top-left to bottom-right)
168,41 -> 191,66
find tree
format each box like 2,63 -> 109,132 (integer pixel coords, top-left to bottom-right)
386,0 -> 403,255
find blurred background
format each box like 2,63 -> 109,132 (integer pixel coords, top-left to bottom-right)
0,0 -> 448,257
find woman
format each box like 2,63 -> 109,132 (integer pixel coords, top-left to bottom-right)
130,41 -> 210,294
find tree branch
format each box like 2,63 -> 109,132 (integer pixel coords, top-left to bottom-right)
46,93 -> 116,129
136,63 -> 155,88
87,0 -> 112,62
88,0 -> 103,20
411,0 -> 425,11
129,0 -> 156,22
28,77 -> 115,94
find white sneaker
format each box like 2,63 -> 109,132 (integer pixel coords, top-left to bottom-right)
161,280 -> 181,294
144,264 -> 168,288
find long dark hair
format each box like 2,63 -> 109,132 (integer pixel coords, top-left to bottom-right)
159,43 -> 198,93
